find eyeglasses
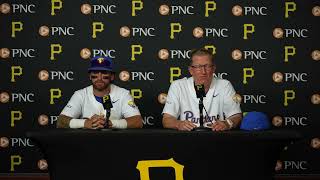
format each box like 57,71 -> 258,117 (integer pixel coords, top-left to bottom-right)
190,64 -> 214,70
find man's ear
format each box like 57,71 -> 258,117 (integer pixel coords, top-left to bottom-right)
188,66 -> 193,76
111,73 -> 115,81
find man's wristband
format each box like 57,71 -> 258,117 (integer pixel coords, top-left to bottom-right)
110,119 -> 127,129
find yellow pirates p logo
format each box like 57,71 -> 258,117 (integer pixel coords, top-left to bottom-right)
97,57 -> 104,64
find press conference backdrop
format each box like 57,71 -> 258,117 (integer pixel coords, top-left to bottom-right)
0,0 -> 319,177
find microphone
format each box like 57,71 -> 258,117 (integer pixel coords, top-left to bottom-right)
194,84 -> 206,98
102,95 -> 113,128
194,84 -> 210,131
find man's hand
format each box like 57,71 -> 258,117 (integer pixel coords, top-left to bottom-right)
106,120 -> 112,128
84,114 -> 106,129
211,121 -> 230,131
176,120 -> 197,131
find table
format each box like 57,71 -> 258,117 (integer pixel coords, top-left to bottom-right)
27,129 -> 301,180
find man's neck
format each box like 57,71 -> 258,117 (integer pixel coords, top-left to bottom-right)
204,77 -> 213,93
93,86 -> 111,97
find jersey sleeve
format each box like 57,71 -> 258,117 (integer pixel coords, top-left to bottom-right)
222,81 -> 242,118
121,91 -> 141,118
60,91 -> 83,118
162,81 -> 180,118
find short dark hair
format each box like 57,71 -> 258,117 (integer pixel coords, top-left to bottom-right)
190,48 -> 214,65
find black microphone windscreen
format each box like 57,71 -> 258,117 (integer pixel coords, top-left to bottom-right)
194,84 -> 206,98
102,95 -> 113,109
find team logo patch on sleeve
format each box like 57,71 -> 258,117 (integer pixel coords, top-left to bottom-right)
232,94 -> 242,103
128,100 -> 137,108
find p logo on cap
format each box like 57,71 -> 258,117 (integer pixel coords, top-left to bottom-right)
88,56 -> 114,72
240,111 -> 271,131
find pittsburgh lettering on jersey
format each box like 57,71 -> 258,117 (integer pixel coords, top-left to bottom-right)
183,111 -> 219,123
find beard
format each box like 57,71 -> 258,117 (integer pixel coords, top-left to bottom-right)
93,81 -> 110,91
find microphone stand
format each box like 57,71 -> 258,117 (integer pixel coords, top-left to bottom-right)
194,97 -> 210,131
101,109 -> 112,131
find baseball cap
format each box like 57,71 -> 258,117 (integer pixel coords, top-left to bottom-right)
240,111 -> 271,131
88,56 -> 114,72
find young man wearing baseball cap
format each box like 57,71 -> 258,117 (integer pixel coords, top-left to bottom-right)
56,56 -> 143,129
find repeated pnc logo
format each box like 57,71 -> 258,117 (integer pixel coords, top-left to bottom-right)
0,137 -> 9,148
272,72 -> 308,83
159,1 -> 216,17
273,27 -> 309,39
311,50 -> 320,61
272,115 -> 309,127
38,70 -> 74,81
275,160 -> 309,171
80,3 -> 117,15
231,5 -> 268,16
119,70 -> 155,81
158,93 -> 167,104
0,48 -> 36,59
143,115 -> 154,126
38,159 -> 48,170
158,46 -> 216,61
231,49 -> 267,61
37,115 -> 59,126
192,26 -> 229,39
0,3 -> 36,14
120,26 -> 156,37
242,94 -> 267,104
39,25 -> 75,37
0,137 -> 34,148
311,138 -> 320,149
0,91 -> 35,103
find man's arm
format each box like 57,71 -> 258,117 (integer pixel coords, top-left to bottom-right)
162,113 -> 196,131
227,113 -> 242,128
56,114 -> 72,128
211,113 -> 243,131
125,115 -> 143,128
57,114 -> 105,129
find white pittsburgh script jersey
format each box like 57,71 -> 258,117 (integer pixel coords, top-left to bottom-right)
162,77 -> 241,127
